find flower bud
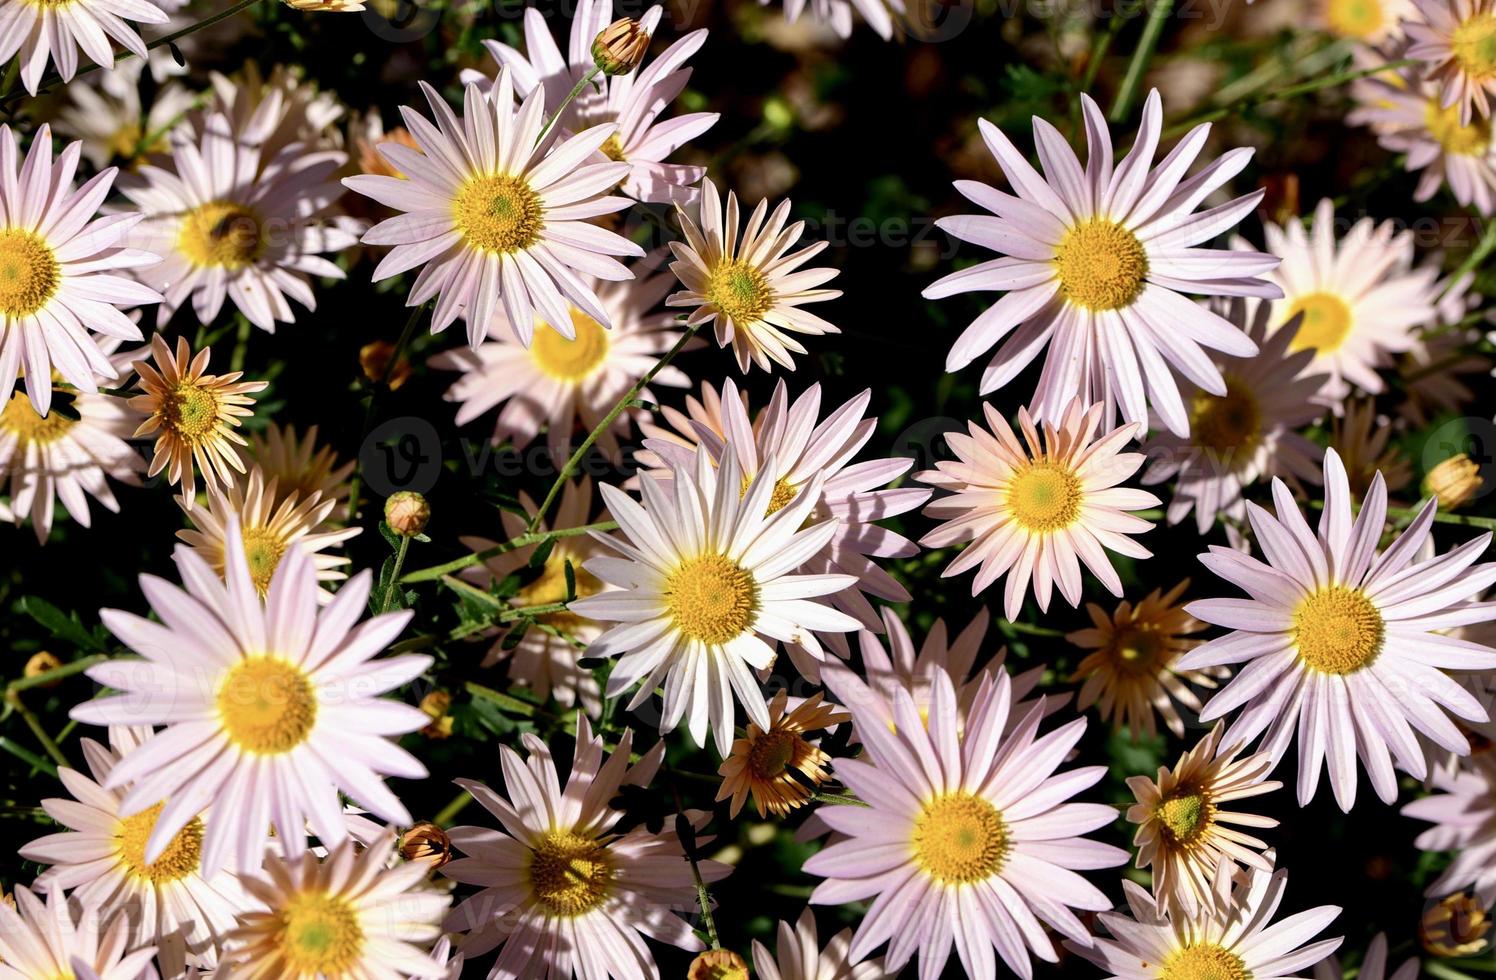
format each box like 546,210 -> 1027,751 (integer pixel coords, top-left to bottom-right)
385,491 -> 430,537
686,950 -> 749,980
1422,892 -> 1491,958
418,689 -> 453,739
1423,454 -> 1483,510
400,821 -> 453,868
24,651 -> 62,687
360,340 -> 411,390
282,0 -> 367,10
592,18 -> 650,76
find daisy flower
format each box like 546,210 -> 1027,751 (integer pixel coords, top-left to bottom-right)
0,124 -> 162,417
1252,199 -> 1439,406
1125,723 -> 1282,917
345,72 -> 642,348
918,398 -> 1159,621
668,178 -> 842,373
70,529 -> 433,875
764,0 -> 904,41
120,110 -> 357,333
469,0 -> 719,204
1067,862 -> 1342,980
1407,0 -> 1496,124
1140,298 -> 1327,533
571,448 -> 862,756
1314,933 -> 1420,980
923,90 -> 1278,437
55,68 -> 199,169
0,885 -> 158,980
1180,449 -> 1496,810
1068,579 -> 1226,739
128,334 -> 267,495
430,265 -> 690,457
20,727 -> 253,976
1421,891 -> 1493,955
1404,753 -> 1496,901
443,715 -> 731,974
458,479 -> 608,715
208,62 -> 346,160
1316,0 -> 1416,40
351,107 -> 422,181
717,690 -> 847,817
751,908 -> 891,980
805,668 -> 1127,979
248,422 -> 355,524
1330,396 -> 1413,496
175,463 -> 360,600
0,0 -> 168,94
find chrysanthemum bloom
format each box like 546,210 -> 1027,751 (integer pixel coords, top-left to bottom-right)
0,125 -> 162,417
248,422 -> 355,525
443,716 -> 731,974
55,68 -> 198,169
176,464 -> 360,600
0,0 -> 168,94
923,90 -> 1277,437
918,398 -> 1159,620
806,669 -> 1126,979
1331,396 -> 1413,496
458,480 -> 608,715
121,110 -> 357,333
128,334 -> 268,495
1250,199 -> 1439,407
282,0 -> 366,10
1408,0 -> 1496,124
628,377 -> 738,483
430,267 -> 690,457
1315,0 -> 1415,39
1181,449 -> 1496,810
572,449 -> 861,756
207,63 -> 346,161
469,0 -> 719,204
762,0 -> 904,40
1125,724 -> 1281,917
717,690 -> 847,817
688,950 -> 749,980
668,179 -> 842,373
1421,891 -> 1493,955
1314,933 -> 1420,980
71,531 -> 432,875
1399,317 -> 1492,425
0,885 -> 158,979
1067,862 -> 1342,980
345,72 -> 642,348
1141,299 -> 1327,533
1068,580 -> 1226,739
752,908 -> 891,980
1405,753 -> 1496,901
20,728 -> 253,976
352,108 -> 422,180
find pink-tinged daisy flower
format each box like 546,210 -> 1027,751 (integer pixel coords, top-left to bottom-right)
207,63 -> 347,160
629,376 -> 740,483
0,124 -> 162,417
70,528 -> 433,875
1141,299 -> 1327,533
918,398 -> 1159,620
430,265 -> 690,457
20,727 -> 253,977
1067,861 -> 1342,980
1314,933 -> 1420,980
1316,0 -> 1416,39
922,91 -> 1278,437
55,68 -> 198,170
1180,449 -> 1496,810
764,0 -> 904,41
1251,199 -> 1439,407
1408,0 -> 1496,124
468,0 -> 719,205
668,179 -> 842,373
1404,753 -> 1496,901
0,0 -> 168,94
0,885 -> 159,980
443,715 -> 730,975
345,72 -> 642,348
248,422 -> 355,525
717,690 -> 847,817
572,448 -> 861,755
752,908 -> 892,980
1331,396 -> 1413,497
222,833 -> 450,979
120,110 -> 356,333
805,668 -> 1127,980
642,378 -> 929,668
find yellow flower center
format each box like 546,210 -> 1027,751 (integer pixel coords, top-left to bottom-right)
1426,99 -> 1492,155
1325,0 -> 1384,38
1453,12 -> 1496,80
0,228 -> 60,318
528,830 -> 614,916
115,803 -> 204,884
1293,586 -> 1384,675
274,891 -> 364,976
1007,461 -> 1083,533
177,201 -> 265,269
1156,788 -> 1213,846
705,259 -> 773,325
517,550 -> 601,634
1284,291 -> 1354,354
216,657 -> 318,754
664,554 -> 759,645
1159,943 -> 1252,980
601,134 -> 628,162
530,309 -> 611,381
161,383 -> 223,443
0,391 -> 74,444
746,728 -> 800,780
1190,376 -> 1262,459
1109,623 -> 1169,675
452,173 -> 543,253
740,472 -> 799,516
913,793 -> 1008,884
1053,219 -> 1149,312
242,526 -> 288,597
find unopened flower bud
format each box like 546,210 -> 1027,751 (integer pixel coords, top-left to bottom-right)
592,18 -> 650,76
1423,892 -> 1491,958
282,0 -> 367,10
1424,454 -> 1483,510
418,689 -> 453,739
360,340 -> 411,390
400,821 -> 453,868
385,491 -> 429,537
24,651 -> 62,687
686,950 -> 749,980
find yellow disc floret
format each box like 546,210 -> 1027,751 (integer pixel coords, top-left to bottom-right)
178,201 -> 266,269
912,792 -> 1009,885
1053,219 -> 1149,311
1007,461 -> 1083,533
0,228 -> 60,318
1284,291 -> 1354,354
705,259 -> 773,326
1158,943 -> 1252,980
530,309 -> 611,381
453,173 -> 543,253
217,657 -> 318,754
274,891 -> 364,976
116,803 -> 204,884
1293,586 -> 1384,675
664,554 -> 759,644
528,830 -> 614,916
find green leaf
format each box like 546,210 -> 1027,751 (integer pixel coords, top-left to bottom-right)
528,537 -> 556,569
564,559 -> 576,601
17,596 -> 107,653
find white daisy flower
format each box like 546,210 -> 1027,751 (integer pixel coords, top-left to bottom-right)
1407,0 -> 1496,124
1314,933 -> 1420,980
54,66 -> 199,169
1404,753 -> 1496,901
752,908 -> 892,980
0,0 -> 168,94
763,0 -> 904,41
0,884 -> 158,980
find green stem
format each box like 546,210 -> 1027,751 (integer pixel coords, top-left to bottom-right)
433,790 -> 472,828
7,691 -> 68,768
813,791 -> 871,807
668,778 -> 720,950
1109,0 -> 1175,123
401,521 -> 616,583
380,536 -> 412,614
465,680 -> 546,718
1303,497 -> 1496,530
7,654 -> 107,694
536,66 -> 602,146
1441,215 -> 1496,300
1163,58 -> 1419,138
0,737 -> 56,777
440,575 -> 570,622
346,303 -> 426,522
